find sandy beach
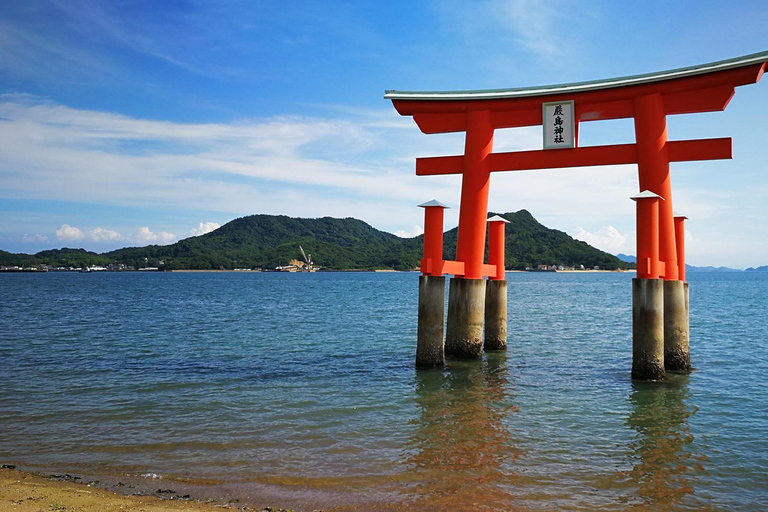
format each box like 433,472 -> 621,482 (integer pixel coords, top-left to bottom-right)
0,467 -> 289,512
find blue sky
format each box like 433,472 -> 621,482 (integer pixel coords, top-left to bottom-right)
1,1 -> 767,267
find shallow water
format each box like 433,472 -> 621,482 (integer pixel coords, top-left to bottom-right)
1,271 -> 766,510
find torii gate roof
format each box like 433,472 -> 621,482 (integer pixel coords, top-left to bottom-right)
385,51 -> 768,134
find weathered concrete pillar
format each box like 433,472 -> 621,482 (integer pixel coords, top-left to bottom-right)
416,275 -> 446,368
685,283 -> 690,366
484,279 -> 507,351
664,279 -> 690,371
632,277 -> 665,380
445,277 -> 486,358
685,281 -> 690,331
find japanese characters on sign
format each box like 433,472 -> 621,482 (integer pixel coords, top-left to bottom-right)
543,100 -> 575,149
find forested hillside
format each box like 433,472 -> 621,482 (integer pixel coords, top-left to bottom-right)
2,211 -> 632,271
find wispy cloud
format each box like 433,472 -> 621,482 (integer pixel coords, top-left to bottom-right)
22,233 -> 49,243
0,19 -> 115,83
47,0 -> 205,75
494,0 -> 562,57
0,94 -> 650,252
434,0 -> 576,61
0,95 -> 459,228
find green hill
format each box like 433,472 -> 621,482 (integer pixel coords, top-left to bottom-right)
105,215 -> 420,270
0,249 -> 39,267
478,210 -> 628,270
2,211 -> 632,271
0,247 -> 108,269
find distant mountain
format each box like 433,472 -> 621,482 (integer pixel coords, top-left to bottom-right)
745,265 -> 768,272
685,264 -> 742,272
614,253 -> 748,272
2,211 -> 634,271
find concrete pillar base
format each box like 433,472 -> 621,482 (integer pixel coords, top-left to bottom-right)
484,280 -> 507,351
664,279 -> 691,372
632,278 -> 665,381
416,275 -> 446,368
445,277 -> 486,359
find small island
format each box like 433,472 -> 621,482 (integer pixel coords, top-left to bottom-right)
1,210 -> 633,273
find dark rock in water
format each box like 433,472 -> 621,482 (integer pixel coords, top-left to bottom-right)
1,464 -> 16,469
156,488 -> 176,494
49,474 -> 81,482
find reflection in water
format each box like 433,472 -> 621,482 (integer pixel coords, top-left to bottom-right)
402,353 -> 522,511
622,375 -> 708,509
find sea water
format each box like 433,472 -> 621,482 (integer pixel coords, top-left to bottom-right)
0,271 -> 766,510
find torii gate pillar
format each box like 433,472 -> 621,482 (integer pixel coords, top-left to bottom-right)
444,110 -> 495,359
415,201 -> 449,368
485,216 -> 510,351
631,191 -> 665,380
666,215 -> 691,371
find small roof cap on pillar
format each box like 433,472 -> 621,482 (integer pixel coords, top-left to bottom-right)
487,215 -> 510,223
630,190 -> 664,201
673,212 -> 689,219
418,199 -> 450,208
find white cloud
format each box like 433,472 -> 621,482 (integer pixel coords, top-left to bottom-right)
54,223 -> 177,246
56,224 -> 85,242
393,225 -> 424,238
570,225 -> 635,256
134,227 -> 176,245
89,227 -> 124,242
189,221 -> 220,236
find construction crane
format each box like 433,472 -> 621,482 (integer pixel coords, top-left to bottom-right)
299,245 -> 315,271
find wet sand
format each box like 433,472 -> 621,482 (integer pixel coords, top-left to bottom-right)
0,467 -> 287,512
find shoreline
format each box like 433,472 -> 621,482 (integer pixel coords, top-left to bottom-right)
0,466 -> 396,512
0,467 -> 241,511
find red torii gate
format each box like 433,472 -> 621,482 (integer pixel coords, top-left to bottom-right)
386,51 -> 768,379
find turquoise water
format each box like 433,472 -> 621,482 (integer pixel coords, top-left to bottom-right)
0,271 -> 766,510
